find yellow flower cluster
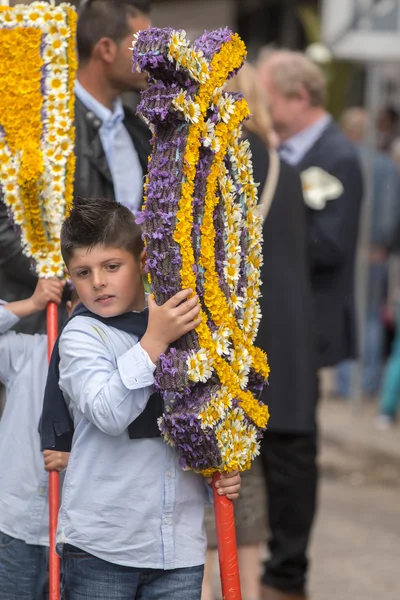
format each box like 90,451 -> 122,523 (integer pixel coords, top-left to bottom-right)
167,30 -> 209,84
171,90 -> 201,124
172,33 -> 270,473
0,2 -> 77,278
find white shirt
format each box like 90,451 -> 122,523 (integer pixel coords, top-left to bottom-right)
57,315 -> 209,569
0,302 -> 51,546
278,114 -> 332,165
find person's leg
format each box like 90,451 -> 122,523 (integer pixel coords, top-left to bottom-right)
201,550 -> 216,600
238,544 -> 262,600
260,432 -> 318,598
378,305 -> 400,419
39,546 -> 49,600
363,263 -> 387,396
0,531 -> 47,600
335,360 -> 352,398
62,544 -> 140,600
137,565 -> 204,600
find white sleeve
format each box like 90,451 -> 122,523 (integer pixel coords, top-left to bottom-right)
0,301 -> 27,386
59,319 -> 156,436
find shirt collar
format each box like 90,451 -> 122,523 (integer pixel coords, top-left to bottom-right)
74,80 -> 125,128
280,114 -> 332,164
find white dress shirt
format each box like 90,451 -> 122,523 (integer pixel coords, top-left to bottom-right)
278,114 -> 332,166
57,315 -> 209,569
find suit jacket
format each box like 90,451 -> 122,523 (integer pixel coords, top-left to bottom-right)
0,96 -> 151,334
249,132 -> 318,433
73,96 -> 151,201
298,121 -> 363,367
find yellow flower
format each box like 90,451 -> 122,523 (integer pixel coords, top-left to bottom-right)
171,90 -> 187,111
170,30 -> 186,48
184,101 -> 201,124
47,75 -> 64,91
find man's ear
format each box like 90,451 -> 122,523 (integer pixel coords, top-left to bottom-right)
297,83 -> 310,106
93,37 -> 118,65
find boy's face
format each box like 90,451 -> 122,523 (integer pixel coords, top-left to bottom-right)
67,245 -> 146,317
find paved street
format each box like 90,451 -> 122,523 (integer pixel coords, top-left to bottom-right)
211,395 -> 400,599
309,476 -> 400,599
309,397 -> 400,599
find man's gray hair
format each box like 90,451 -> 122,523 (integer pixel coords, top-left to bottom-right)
257,49 -> 327,107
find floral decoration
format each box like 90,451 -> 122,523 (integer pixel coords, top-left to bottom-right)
301,166 -> 344,210
132,27 -> 270,475
0,2 -> 77,278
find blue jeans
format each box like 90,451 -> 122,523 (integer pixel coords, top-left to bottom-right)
0,530 -> 48,600
61,544 -> 204,600
336,262 -> 387,397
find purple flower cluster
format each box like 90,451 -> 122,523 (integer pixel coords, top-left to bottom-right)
160,412 -> 221,471
192,27 -> 232,60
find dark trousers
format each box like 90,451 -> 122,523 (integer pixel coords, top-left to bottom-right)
260,431 -> 318,596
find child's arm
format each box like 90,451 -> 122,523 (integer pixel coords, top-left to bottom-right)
6,278 -> 64,319
43,450 -> 70,473
0,280 -> 63,384
205,471 -> 242,501
59,289 -> 201,436
0,279 -> 64,385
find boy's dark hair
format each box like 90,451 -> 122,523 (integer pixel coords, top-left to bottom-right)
61,197 -> 144,265
77,0 -> 151,63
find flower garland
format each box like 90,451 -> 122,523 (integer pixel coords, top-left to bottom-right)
0,2 -> 77,278
133,28 -> 270,475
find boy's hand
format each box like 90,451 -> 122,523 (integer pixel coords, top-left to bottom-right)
205,470 -> 241,501
140,289 -> 201,363
43,450 -> 70,472
31,278 -> 65,311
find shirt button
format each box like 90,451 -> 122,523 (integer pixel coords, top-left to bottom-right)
85,390 -> 89,395
163,518 -> 169,525
167,471 -> 172,477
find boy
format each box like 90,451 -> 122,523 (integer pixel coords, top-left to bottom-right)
0,279 -> 73,600
52,197 -> 240,600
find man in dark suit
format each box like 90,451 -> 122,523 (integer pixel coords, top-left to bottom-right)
257,50 -> 363,600
0,0 -> 152,334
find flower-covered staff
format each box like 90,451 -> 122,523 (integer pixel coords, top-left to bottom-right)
0,1 -> 77,278
132,27 -> 270,477
0,5 -> 77,599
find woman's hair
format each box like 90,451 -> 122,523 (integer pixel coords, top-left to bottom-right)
226,62 -> 271,148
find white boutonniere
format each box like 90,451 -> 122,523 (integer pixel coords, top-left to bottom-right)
301,167 -> 344,210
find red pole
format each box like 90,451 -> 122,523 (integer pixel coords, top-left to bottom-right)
47,301 -> 60,600
213,473 -> 242,600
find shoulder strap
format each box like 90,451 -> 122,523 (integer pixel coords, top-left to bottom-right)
258,149 -> 280,223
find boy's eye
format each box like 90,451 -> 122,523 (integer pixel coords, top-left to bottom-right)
76,270 -> 89,278
106,264 -> 120,272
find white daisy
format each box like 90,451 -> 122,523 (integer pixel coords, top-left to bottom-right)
186,349 -> 214,383
184,101 -> 201,124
